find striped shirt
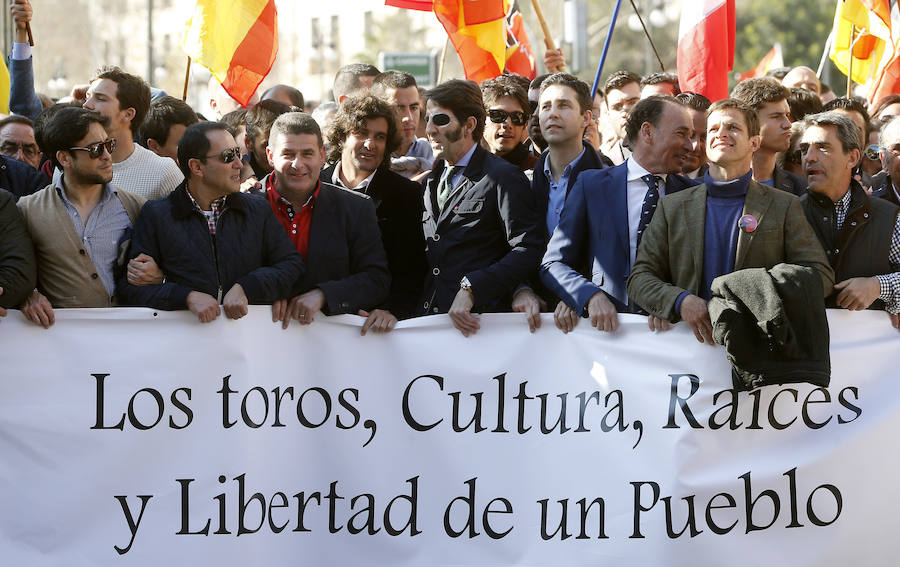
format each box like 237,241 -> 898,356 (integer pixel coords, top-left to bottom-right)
55,178 -> 131,296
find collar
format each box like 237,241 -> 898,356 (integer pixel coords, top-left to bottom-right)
268,173 -> 320,208
170,179 -> 246,219
703,170 -> 752,197
626,157 -> 668,184
185,184 -> 226,212
331,160 -> 376,191
54,175 -> 117,204
446,142 -> 478,171
543,147 -> 585,180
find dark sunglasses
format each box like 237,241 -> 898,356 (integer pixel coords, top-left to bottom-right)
69,138 -> 116,159
425,113 -> 452,126
205,147 -> 242,163
487,108 -> 529,126
864,144 -> 880,161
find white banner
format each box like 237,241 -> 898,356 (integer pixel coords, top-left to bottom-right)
0,307 -> 898,566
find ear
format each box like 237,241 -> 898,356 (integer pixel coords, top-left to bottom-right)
640,121 -> 653,142
121,107 -> 136,125
266,144 -> 275,168
56,149 -> 72,169
581,109 -> 592,130
848,148 -> 861,169
749,134 -> 762,154
147,138 -> 162,155
188,156 -> 204,178
464,115 -> 477,138
244,134 -> 253,153
319,144 -> 326,162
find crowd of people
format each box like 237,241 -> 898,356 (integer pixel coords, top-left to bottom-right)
1,0 -> 898,345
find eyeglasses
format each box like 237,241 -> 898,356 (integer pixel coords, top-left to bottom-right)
0,141 -> 39,158
864,144 -> 881,161
205,147 -> 242,163
425,113 -> 452,126
69,138 -> 116,159
487,109 -> 529,126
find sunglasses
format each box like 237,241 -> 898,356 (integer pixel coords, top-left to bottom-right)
69,138 -> 116,159
205,147 -> 242,163
425,113 -> 452,126
864,144 -> 881,161
487,109 -> 529,126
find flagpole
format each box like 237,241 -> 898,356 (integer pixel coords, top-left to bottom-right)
627,0 -> 664,71
530,0 -> 566,72
182,56 -> 191,101
591,0 -> 624,98
438,37 -> 450,83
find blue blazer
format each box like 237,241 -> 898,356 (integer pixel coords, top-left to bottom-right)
540,162 -> 697,314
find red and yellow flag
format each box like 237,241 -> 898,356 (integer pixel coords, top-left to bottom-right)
737,43 -> 783,82
182,0 -> 278,107
503,0 -> 536,79
433,0 -> 506,83
829,0 -> 900,104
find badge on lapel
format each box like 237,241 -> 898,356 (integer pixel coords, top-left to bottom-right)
738,214 -> 758,233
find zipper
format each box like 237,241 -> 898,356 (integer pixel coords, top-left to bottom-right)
202,211 -> 224,303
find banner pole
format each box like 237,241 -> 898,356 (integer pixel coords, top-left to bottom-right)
438,37 -> 449,83
530,0 -> 566,72
591,0 -> 624,98
627,0 -> 664,71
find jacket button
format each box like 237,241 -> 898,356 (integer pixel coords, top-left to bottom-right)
433,233 -> 440,241
91,273 -> 98,279
851,221 -> 857,226
432,307 -> 439,313
864,213 -> 869,218
79,249 -> 86,255
432,267 -> 440,275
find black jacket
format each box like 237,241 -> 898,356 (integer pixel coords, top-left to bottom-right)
118,182 -> 304,310
708,263 -> 830,391
421,144 -> 545,314
873,174 -> 900,208
0,188 -> 36,308
320,165 -> 425,318
0,155 -> 49,200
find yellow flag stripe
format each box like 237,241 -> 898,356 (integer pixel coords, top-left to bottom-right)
182,0 -> 269,81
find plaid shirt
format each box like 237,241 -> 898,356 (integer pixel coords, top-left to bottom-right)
185,185 -> 226,235
835,189 -> 900,314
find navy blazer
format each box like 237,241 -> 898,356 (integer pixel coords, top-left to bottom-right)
421,144 -> 545,314
540,161 -> 697,314
320,164 -> 425,319
531,141 -> 611,238
873,175 -> 900,208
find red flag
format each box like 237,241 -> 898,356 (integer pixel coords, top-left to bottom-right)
503,0 -> 536,79
737,43 -> 784,82
384,0 -> 434,10
677,0 -> 735,102
433,0 -> 507,83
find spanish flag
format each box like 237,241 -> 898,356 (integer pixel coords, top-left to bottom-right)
829,0 -> 900,104
182,0 -> 278,107
433,0 -> 507,83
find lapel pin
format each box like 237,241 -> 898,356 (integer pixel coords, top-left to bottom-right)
739,214 -> 758,233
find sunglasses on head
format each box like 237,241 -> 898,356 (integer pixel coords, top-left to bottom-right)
487,108 -> 529,126
69,138 -> 116,159
426,113 -> 452,126
864,144 -> 881,161
205,147 -> 242,163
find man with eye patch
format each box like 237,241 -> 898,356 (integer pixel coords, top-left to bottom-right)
480,75 -> 537,172
118,122 -> 303,323
16,107 -> 145,327
421,79 -> 545,335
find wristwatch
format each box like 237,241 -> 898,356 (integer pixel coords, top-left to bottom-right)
460,276 -> 474,297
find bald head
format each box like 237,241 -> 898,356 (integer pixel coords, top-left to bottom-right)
782,67 -> 820,96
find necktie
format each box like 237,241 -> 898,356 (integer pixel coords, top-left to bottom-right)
636,174 -> 662,249
436,166 -> 458,210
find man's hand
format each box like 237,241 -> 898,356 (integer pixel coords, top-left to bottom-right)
222,283 -> 248,320
511,288 -> 545,333
889,312 -> 900,331
0,287 -> 6,318
449,288 -> 479,337
587,290 -> 618,332
281,288 -> 326,328
186,291 -> 220,323
240,176 -> 261,193
834,277 -> 881,310
554,300 -> 579,333
359,309 -> 398,335
543,48 -> 566,73
10,0 -> 32,32
648,315 -> 672,332
127,253 -> 164,285
22,289 -> 53,328
680,294 -> 714,344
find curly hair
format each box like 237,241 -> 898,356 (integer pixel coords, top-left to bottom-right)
326,94 -> 401,168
